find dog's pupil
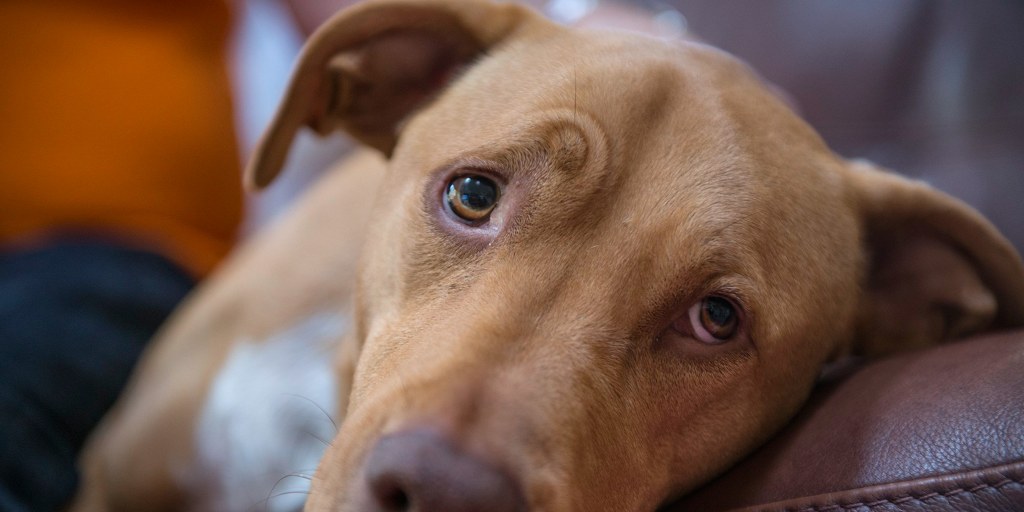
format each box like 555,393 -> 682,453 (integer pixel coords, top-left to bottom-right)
704,297 -> 733,326
458,176 -> 497,210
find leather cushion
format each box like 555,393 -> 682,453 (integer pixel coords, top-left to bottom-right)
669,330 -> 1024,511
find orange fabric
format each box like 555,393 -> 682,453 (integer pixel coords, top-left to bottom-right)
0,0 -> 242,277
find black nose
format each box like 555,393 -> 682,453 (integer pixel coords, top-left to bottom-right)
363,429 -> 525,512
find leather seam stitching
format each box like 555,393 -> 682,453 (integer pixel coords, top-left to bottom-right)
793,476 -> 1024,511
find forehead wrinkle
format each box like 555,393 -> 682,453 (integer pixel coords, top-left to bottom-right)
600,160 -> 763,311
565,186 -> 758,334
554,43 -> 771,331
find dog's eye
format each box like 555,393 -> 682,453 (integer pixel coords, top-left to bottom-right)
687,296 -> 739,343
446,175 -> 500,222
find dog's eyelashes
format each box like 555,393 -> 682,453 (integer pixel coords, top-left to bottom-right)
677,296 -> 740,344
446,175 -> 499,223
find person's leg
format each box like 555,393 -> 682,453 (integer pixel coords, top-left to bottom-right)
0,240 -> 194,511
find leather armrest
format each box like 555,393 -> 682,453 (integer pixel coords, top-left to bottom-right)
669,330 -> 1024,511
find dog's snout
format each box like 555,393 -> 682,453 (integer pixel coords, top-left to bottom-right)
363,429 -> 526,512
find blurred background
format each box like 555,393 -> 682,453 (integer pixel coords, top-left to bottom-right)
672,0 -> 1024,254
0,0 -> 1021,509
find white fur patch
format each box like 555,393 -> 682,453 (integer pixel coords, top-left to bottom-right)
186,313 -> 347,512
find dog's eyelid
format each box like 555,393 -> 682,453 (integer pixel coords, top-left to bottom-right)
430,155 -> 511,184
700,272 -> 756,313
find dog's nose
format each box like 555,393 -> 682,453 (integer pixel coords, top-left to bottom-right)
363,429 -> 525,512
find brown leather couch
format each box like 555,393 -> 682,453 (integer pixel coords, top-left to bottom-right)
668,331 -> 1024,511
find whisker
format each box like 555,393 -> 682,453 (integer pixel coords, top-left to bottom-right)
256,490 -> 312,512
252,472 -> 317,512
284,392 -> 339,433
300,428 -> 333,448
268,490 -> 312,501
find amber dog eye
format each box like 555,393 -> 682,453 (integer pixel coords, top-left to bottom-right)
688,296 -> 739,343
446,175 -> 499,222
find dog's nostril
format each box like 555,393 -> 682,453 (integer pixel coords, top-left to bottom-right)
369,473 -> 411,511
389,490 -> 409,510
363,429 -> 526,512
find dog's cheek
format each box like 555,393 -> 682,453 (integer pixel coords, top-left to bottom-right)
511,356 -> 722,509
352,180 -> 423,325
632,354 -> 784,497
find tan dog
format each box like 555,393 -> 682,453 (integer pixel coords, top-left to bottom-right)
73,0 -> 1024,510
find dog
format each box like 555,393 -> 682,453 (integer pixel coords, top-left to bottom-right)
72,0 -> 1024,510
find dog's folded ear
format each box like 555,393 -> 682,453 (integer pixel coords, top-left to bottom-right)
245,0 -> 537,189
847,160 -> 1024,356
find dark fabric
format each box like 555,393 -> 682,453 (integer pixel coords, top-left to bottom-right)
0,241 -> 194,512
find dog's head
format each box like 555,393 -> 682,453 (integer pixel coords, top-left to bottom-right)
248,1 -> 1024,509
